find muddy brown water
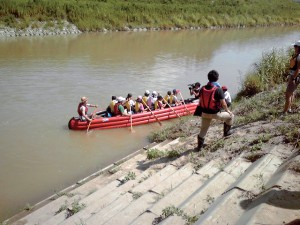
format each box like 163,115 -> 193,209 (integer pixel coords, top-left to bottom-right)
0,26 -> 299,220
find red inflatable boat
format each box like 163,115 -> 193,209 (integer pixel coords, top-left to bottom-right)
68,102 -> 197,130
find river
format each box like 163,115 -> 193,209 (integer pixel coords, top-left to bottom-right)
0,26 -> 299,221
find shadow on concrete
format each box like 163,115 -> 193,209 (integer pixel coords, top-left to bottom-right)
240,189 -> 300,210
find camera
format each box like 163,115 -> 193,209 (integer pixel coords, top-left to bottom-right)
188,83 -> 196,90
188,82 -> 200,91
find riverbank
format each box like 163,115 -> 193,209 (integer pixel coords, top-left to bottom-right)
4,85 -> 300,224
1,0 -> 300,37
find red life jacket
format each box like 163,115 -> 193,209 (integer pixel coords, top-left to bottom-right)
77,102 -> 88,116
114,103 -> 122,115
200,86 -> 220,112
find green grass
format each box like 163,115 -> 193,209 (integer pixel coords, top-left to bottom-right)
1,0 -> 300,31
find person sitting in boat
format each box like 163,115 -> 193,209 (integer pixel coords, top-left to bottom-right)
142,90 -> 150,108
155,95 -> 166,110
125,93 -> 135,114
222,86 -> 232,107
147,91 -> 158,110
164,91 -> 172,106
170,89 -> 182,106
135,96 -> 145,113
114,97 -> 131,116
189,82 -> 201,102
77,96 -> 98,122
106,96 -> 117,117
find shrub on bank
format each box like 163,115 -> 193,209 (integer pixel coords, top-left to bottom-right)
236,48 -> 291,99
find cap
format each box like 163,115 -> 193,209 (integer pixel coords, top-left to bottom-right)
117,96 -> 126,102
136,95 -> 142,102
221,86 -> 228,91
152,91 -> 158,96
173,89 -> 180,94
81,96 -> 88,103
145,90 -> 150,95
293,40 -> 300,47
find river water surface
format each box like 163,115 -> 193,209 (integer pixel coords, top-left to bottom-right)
0,26 -> 299,220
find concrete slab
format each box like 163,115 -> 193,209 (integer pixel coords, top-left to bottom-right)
129,211 -> 158,225
180,171 -> 236,217
194,188 -> 248,225
151,163 -> 194,195
149,174 -> 204,216
159,215 -> 186,225
60,169 -> 155,225
131,164 -> 178,194
85,192 -> 134,225
13,195 -> 69,225
226,152 -> 283,195
103,192 -> 158,225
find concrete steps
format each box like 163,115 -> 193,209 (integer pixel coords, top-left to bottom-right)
11,149 -> 151,225
8,137 -> 299,225
59,164 -> 177,225
194,147 -> 293,225
158,156 -> 252,224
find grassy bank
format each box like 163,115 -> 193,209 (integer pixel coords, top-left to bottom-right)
149,47 -> 300,143
1,0 -> 300,31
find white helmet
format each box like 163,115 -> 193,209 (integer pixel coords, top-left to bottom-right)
152,91 -> 158,96
117,96 -> 125,102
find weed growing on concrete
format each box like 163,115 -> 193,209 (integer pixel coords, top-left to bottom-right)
66,200 -> 86,218
108,165 -> 120,174
244,152 -> 264,162
167,149 -> 181,158
138,171 -> 153,183
157,205 -> 200,225
131,192 -> 143,200
147,148 -> 164,160
288,160 -> 300,173
205,194 -> 215,204
23,203 -> 33,211
162,205 -> 184,218
207,139 -> 224,152
253,173 -> 266,192
120,171 -> 136,185
55,200 -> 68,215
56,191 -> 75,198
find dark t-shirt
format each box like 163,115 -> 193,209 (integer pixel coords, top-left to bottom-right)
200,85 -> 224,114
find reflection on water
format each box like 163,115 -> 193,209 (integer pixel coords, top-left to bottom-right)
0,26 -> 299,220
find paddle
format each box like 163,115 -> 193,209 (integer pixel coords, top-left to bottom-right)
162,99 -> 181,118
130,114 -> 135,133
142,99 -> 162,126
86,107 -> 98,133
179,92 -> 192,114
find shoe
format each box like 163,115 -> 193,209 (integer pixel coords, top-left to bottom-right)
196,135 -> 205,152
223,123 -> 233,137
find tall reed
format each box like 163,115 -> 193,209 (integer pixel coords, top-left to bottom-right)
236,48 -> 291,100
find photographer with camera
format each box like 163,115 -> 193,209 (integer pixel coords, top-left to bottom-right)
189,82 -> 201,102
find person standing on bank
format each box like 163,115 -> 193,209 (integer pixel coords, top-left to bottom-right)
197,70 -> 234,151
283,40 -> 300,114
77,96 -> 98,122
